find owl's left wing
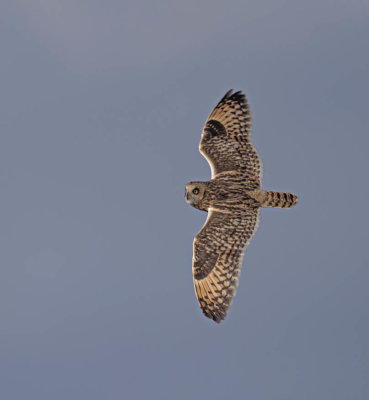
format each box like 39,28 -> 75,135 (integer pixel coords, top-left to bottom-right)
199,90 -> 262,186
192,207 -> 260,323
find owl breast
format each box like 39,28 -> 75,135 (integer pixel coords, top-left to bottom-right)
202,176 -> 260,212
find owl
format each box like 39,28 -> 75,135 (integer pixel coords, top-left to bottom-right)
185,90 -> 298,323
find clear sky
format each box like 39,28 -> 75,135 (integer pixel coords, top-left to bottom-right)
1,1 -> 369,399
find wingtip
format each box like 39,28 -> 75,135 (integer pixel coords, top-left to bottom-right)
202,305 -> 227,323
231,90 -> 247,104
221,89 -> 247,105
222,89 -> 233,100
209,311 -> 226,323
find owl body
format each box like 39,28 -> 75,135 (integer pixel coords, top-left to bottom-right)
185,90 -> 298,323
186,172 -> 261,213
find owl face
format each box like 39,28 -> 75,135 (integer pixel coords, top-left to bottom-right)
185,182 -> 206,207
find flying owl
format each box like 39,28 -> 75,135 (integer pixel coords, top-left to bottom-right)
185,90 -> 298,323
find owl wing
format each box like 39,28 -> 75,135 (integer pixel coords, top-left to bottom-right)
192,207 -> 260,322
199,90 -> 262,184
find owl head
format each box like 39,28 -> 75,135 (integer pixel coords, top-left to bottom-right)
185,181 -> 207,207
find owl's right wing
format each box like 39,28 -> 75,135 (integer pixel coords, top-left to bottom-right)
192,207 -> 260,323
199,90 -> 262,186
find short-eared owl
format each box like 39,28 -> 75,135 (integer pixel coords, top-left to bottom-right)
185,90 -> 298,323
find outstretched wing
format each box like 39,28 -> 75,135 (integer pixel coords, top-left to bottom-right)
192,207 -> 260,322
200,90 -> 262,184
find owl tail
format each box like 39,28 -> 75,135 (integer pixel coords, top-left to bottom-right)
258,190 -> 298,208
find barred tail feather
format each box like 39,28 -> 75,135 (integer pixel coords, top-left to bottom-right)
260,191 -> 298,208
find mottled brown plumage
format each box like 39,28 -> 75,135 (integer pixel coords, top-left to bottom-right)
185,90 -> 298,323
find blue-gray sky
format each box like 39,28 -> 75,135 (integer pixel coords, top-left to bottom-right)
1,1 -> 369,399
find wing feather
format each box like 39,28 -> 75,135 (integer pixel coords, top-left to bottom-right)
199,90 -> 262,184
192,208 -> 260,322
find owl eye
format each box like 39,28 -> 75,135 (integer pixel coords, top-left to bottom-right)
192,188 -> 199,195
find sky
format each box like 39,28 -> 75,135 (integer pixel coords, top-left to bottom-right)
1,1 -> 369,399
